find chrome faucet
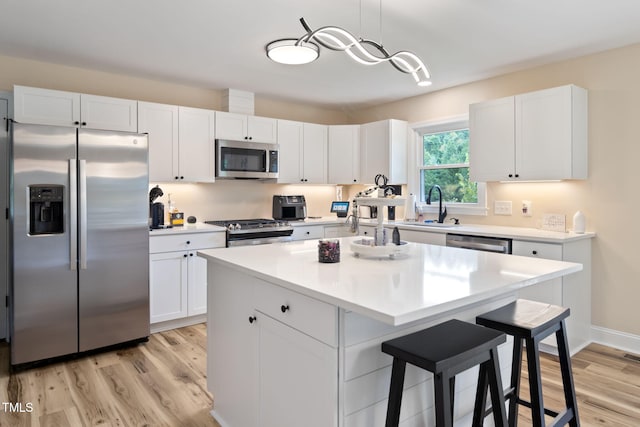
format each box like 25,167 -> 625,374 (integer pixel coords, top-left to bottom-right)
426,184 -> 447,223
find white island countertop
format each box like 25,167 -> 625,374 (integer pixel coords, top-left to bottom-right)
198,236 -> 582,326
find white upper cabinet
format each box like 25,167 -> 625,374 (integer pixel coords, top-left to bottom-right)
328,125 -> 360,184
178,106 -> 215,182
138,102 -> 179,182
138,102 -> 215,183
302,123 -> 328,184
360,119 -> 408,184
14,85 -> 137,132
470,84 -> 588,182
215,111 -> 277,143
277,120 -> 327,184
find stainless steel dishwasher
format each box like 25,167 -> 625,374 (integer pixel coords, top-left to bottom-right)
446,233 -> 512,254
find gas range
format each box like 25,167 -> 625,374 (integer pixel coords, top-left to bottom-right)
204,218 -> 294,247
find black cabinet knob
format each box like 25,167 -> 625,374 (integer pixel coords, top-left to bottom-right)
508,174 -> 513,178
280,304 -> 290,313
81,122 -> 87,126
249,136 -> 253,140
175,176 -> 179,180
515,174 -> 519,178
244,136 -> 248,140
74,121 -> 80,125
180,176 -> 184,180
183,254 -> 188,258
532,250 -> 538,255
186,240 -> 191,244
189,253 -> 194,257
353,179 -> 357,182
248,316 -> 257,324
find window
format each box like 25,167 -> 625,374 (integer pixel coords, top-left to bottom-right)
412,117 -> 487,215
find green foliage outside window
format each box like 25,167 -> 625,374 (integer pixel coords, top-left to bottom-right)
422,129 -> 478,203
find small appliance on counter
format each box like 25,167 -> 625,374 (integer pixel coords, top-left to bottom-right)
330,201 -> 349,218
273,195 -> 307,221
149,185 -> 165,229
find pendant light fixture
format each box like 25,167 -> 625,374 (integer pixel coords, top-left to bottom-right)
265,10 -> 431,87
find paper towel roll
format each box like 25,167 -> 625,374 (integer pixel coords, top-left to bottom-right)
404,194 -> 416,221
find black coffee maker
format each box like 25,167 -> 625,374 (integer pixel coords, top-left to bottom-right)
149,185 -> 165,229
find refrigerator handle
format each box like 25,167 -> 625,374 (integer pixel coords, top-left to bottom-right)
79,159 -> 88,270
69,159 -> 78,271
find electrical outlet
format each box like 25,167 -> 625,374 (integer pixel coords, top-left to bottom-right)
522,200 -> 532,217
494,200 -> 512,215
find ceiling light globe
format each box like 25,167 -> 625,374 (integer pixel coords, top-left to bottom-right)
266,39 -> 319,65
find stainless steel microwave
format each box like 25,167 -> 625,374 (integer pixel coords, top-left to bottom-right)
215,139 -> 279,179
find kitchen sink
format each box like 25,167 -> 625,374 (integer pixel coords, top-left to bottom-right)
400,221 -> 461,229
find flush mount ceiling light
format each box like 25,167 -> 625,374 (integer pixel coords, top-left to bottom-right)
265,17 -> 432,87
266,38 -> 319,65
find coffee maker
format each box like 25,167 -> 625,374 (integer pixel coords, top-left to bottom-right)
149,185 -> 165,229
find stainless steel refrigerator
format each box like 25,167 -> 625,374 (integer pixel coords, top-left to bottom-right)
10,122 -> 150,365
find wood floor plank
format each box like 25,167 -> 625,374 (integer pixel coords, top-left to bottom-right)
2,323 -> 638,427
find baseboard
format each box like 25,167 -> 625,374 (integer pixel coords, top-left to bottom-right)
591,325 -> 640,355
150,314 -> 207,334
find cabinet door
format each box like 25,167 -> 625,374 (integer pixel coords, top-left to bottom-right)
138,101 -> 179,182
248,116 -> 277,143
187,252 -> 207,316
257,314 -> 338,427
80,94 -> 137,132
328,125 -> 360,184
149,252 -> 188,323
277,119 -> 303,183
360,119 -> 407,184
302,123 -> 328,183
14,85 -> 80,127
516,86 -> 573,180
208,267 -> 259,427
469,96 -> 515,182
512,240 -> 562,306
215,111 -> 247,140
178,106 -> 215,182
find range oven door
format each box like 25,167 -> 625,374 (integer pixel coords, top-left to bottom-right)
215,139 -> 279,179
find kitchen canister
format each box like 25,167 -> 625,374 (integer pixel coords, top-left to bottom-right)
318,239 -> 340,263
573,211 -> 586,234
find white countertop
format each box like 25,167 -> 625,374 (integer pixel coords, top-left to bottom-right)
149,222 -> 226,236
198,236 -> 582,325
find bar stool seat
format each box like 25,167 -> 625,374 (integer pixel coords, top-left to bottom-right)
475,299 -> 580,427
381,319 -> 508,427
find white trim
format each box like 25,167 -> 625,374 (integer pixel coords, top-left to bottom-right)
591,325 -> 640,355
150,314 -> 206,333
409,115 -> 487,215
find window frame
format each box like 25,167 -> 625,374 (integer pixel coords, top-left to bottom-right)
408,115 -> 488,216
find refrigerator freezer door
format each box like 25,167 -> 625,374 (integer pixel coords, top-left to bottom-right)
11,123 -> 78,364
77,129 -> 149,352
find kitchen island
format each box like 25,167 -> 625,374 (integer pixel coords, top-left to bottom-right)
199,237 -> 582,427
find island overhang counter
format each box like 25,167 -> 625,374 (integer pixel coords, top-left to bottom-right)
198,237 -> 583,427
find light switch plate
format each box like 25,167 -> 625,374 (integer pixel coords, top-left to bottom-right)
494,200 -> 512,215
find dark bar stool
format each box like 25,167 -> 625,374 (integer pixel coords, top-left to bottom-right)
381,319 -> 508,427
475,299 -> 580,427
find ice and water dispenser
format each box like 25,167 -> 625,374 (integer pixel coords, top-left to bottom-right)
28,185 -> 64,235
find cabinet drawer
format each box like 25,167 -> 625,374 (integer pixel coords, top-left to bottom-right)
150,232 -> 225,253
255,281 -> 338,347
512,240 -> 562,260
292,225 -> 324,241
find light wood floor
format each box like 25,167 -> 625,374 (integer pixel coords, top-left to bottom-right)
1,324 -> 639,426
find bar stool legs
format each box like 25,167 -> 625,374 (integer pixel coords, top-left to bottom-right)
476,300 -> 580,427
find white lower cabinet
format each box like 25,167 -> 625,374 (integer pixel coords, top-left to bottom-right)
208,266 -> 338,427
149,231 -> 224,327
513,240 -> 562,306
291,225 -> 325,241
257,313 -> 337,427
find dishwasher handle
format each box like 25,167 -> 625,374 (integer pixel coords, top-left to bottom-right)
446,234 -> 512,254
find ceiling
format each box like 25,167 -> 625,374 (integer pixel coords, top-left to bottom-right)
2,0 -> 640,109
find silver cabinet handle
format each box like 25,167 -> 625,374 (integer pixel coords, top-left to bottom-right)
69,159 -> 77,270
79,159 -> 87,270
